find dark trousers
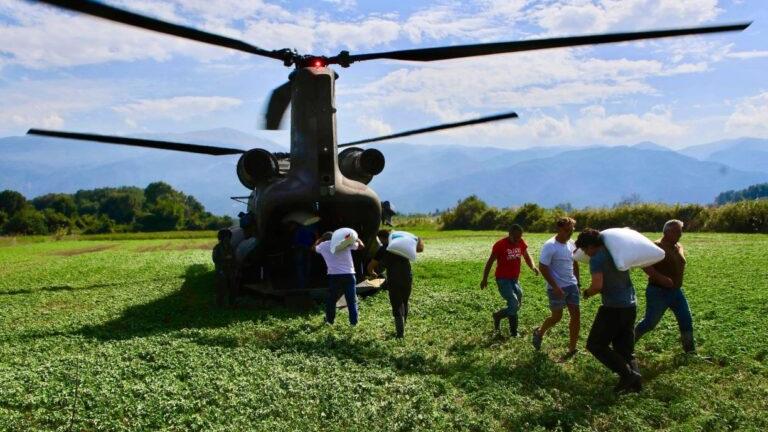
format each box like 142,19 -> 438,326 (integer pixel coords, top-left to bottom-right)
326,274 -> 358,325
387,279 -> 412,319
215,271 -> 234,306
586,305 -> 637,377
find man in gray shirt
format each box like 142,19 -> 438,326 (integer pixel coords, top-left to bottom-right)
578,228 -> 641,393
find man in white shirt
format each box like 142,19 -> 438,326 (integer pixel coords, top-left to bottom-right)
314,231 -> 365,325
532,217 -> 582,360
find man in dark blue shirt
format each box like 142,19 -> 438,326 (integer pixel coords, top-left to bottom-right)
577,228 -> 641,393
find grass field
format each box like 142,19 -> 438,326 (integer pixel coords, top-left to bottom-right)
1,230 -> 767,431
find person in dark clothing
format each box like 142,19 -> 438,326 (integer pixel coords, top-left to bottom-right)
635,219 -> 696,353
577,228 -> 642,393
289,221 -> 317,291
212,228 -> 236,307
367,229 -> 424,338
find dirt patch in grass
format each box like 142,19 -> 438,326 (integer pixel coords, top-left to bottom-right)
135,241 -> 215,253
50,244 -> 116,256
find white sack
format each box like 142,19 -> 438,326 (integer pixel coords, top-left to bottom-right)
573,248 -> 590,264
331,228 -> 358,253
387,231 -> 419,261
601,227 -> 665,271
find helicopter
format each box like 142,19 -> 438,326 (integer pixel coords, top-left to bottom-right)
25,0 -> 750,298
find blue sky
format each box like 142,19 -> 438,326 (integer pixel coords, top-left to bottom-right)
0,0 -> 766,149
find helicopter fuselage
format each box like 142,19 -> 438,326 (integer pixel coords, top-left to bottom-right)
245,66 -> 382,290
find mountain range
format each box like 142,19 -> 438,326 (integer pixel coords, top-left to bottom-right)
2,129 -> 767,215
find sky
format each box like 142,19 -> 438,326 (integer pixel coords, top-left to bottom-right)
0,0 -> 766,150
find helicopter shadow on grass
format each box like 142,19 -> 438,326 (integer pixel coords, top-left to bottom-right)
74,264 -> 316,342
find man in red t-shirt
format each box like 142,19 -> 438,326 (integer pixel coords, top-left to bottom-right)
480,224 -> 539,336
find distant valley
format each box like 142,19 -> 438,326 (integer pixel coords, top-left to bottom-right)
2,130 -> 766,215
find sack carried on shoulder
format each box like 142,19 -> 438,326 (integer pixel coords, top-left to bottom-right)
601,227 -> 665,271
331,227 -> 359,253
387,231 -> 419,261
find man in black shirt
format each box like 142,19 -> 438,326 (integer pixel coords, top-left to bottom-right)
367,229 -> 424,338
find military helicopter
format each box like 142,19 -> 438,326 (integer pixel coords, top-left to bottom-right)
25,0 -> 749,297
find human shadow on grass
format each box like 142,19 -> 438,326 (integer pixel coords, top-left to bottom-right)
244,328 -> 624,430
74,264 -> 314,341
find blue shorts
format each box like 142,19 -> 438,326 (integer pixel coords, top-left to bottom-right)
547,284 -> 580,310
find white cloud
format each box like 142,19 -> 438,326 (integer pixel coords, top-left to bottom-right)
725,91 -> 768,137
322,0 -> 357,12
112,96 -> 242,124
405,104 -> 689,148
356,116 -> 393,136
341,48 -> 705,124
529,0 -> 722,35
578,104 -> 686,140
726,50 -> 768,60
0,79 -> 116,134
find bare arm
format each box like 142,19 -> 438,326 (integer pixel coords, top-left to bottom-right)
539,263 -> 564,298
524,251 -> 539,276
583,272 -> 604,299
642,266 -> 674,288
480,254 -> 495,289
367,259 -> 381,277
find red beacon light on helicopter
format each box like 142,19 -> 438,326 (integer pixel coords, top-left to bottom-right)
309,57 -> 326,68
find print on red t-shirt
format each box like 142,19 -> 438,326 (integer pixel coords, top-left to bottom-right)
492,237 -> 527,279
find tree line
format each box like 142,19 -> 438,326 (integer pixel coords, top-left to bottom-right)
0,182 -> 233,235
440,195 -> 767,233
715,183 -> 768,205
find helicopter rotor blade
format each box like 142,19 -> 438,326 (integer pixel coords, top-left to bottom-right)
335,22 -> 751,64
27,129 -> 245,156
338,111 -> 519,147
264,81 -> 292,130
35,0 -> 291,62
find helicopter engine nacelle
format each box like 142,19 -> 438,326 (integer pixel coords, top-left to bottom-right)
338,147 -> 385,185
236,149 -> 279,189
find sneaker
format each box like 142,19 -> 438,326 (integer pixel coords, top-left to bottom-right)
531,328 -> 542,351
613,371 -> 642,394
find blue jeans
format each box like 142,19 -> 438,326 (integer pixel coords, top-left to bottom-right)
496,278 -> 523,316
326,274 -> 358,325
547,284 -> 580,310
635,284 -> 693,339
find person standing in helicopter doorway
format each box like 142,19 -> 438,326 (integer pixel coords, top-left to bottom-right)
212,228 -> 236,307
314,231 -> 365,326
367,230 -> 425,338
480,224 -> 539,337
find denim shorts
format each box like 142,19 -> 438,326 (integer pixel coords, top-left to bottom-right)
547,284 -> 580,310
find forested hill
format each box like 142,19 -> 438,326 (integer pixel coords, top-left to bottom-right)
0,182 -> 232,235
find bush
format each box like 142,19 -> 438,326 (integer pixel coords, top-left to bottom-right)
703,200 -> 768,233
439,197 -> 763,233
440,196 -> 488,230
0,190 -> 27,217
2,207 -> 48,235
